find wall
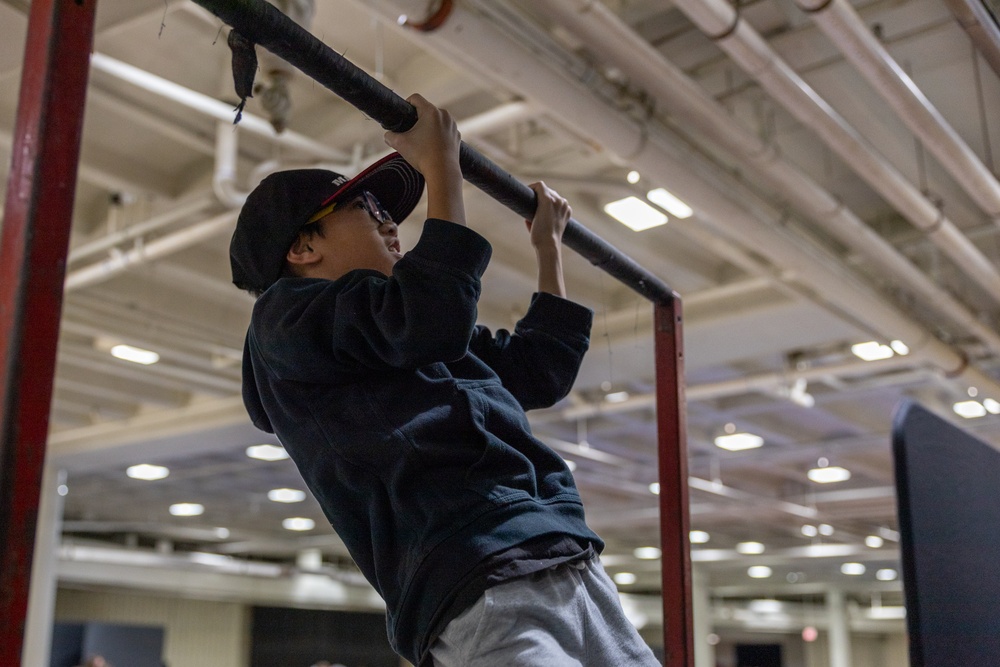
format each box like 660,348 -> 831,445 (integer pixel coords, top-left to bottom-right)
714,630 -> 909,667
54,587 -> 249,667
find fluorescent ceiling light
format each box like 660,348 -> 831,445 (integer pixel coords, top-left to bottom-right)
953,400 -> 987,418
110,344 -> 160,365
865,535 -> 884,548
646,187 -> 693,218
749,599 -> 783,614
268,488 -> 306,503
801,524 -> 818,537
169,503 -> 204,517
818,523 -> 834,536
714,432 -> 764,451
613,572 -> 637,585
634,546 -> 662,560
736,541 -> 765,555
282,517 -> 315,531
689,530 -> 711,544
246,444 -> 289,461
564,459 -> 577,472
851,341 -> 894,361
213,527 -> 230,539
648,482 -> 660,495
983,398 -> 1000,414
126,464 -> 169,481
605,391 -> 630,403
747,565 -> 772,579
603,196 -> 668,231
868,605 -> 906,619
841,562 -> 866,575
876,568 -> 898,581
890,339 -> 909,355
808,466 -> 852,483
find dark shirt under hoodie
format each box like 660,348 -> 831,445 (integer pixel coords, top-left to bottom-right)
241,218 -> 604,665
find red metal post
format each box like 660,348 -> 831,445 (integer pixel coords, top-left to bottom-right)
655,297 -> 694,667
0,1 -> 96,663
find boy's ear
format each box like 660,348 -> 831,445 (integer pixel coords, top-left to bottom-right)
286,233 -> 320,266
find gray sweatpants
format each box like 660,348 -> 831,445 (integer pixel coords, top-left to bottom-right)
429,557 -> 662,666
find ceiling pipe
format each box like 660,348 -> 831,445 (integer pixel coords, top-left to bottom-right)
63,211 -> 237,292
346,0 -> 1000,401
67,194 -> 217,265
941,0 -> 1000,79
670,0 -> 1000,306
89,52 -> 348,163
531,354 -> 918,424
533,0 -> 1000,358
794,0 -> 1000,222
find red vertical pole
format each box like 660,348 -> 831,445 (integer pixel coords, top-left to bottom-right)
0,1 -> 96,663
655,297 -> 693,667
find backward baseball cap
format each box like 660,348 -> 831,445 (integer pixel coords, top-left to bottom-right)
230,152 -> 425,294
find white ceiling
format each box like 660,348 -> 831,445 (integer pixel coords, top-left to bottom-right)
3,0 -> 1000,633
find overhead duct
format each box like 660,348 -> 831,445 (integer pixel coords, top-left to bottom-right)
670,0 -> 1000,307
793,0 -> 1000,222
941,0 -> 1000,79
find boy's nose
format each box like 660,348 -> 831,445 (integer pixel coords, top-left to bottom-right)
379,220 -> 399,235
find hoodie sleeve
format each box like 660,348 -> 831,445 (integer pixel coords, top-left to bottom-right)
469,291 -> 593,410
249,219 -> 493,382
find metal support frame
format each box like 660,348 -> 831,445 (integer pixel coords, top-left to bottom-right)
0,1 -> 96,663
655,299 -> 693,666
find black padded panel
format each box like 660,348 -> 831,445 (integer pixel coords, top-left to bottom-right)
892,400 -> 1000,667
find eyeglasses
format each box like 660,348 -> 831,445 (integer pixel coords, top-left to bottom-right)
307,190 -> 392,225
354,190 -> 392,225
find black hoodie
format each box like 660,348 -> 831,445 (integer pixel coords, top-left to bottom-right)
241,218 -> 602,664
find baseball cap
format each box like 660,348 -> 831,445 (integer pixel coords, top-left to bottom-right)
230,152 -> 425,293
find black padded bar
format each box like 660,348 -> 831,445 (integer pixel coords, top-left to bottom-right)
192,0 -> 676,304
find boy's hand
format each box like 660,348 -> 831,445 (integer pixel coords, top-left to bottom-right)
385,94 -> 466,226
525,182 -> 569,298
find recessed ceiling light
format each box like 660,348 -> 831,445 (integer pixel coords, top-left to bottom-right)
714,432 -> 764,451
736,541 -> 765,555
268,488 -> 306,503
603,196 -> 668,231
282,517 -> 315,531
953,400 -> 987,419
890,340 -> 909,355
246,444 -> 289,461
865,535 -> 884,548
634,546 -> 662,560
808,466 -> 852,483
613,572 -> 637,585
876,568 -> 898,581
818,523 -> 834,536
801,524 -> 819,537
110,344 -> 160,365
851,341 -> 894,361
605,391 -> 630,403
649,482 -> 660,495
747,565 -> 772,578
689,530 -> 710,544
564,459 -> 577,472
126,464 -> 169,481
841,562 -> 866,575
169,503 -> 204,517
626,170 -> 641,184
749,599 -> 783,614
646,187 -> 693,219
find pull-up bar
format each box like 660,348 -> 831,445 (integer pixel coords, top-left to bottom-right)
193,0 -> 677,306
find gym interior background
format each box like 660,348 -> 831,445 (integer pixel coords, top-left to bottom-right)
2,0 -> 999,665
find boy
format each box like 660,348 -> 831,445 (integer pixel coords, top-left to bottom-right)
230,94 -> 660,666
